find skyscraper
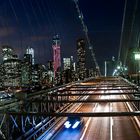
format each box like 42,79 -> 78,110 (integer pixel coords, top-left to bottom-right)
26,47 -> 34,65
47,60 -> 54,85
47,60 -> 53,71
52,35 -> 61,77
1,46 -> 21,87
21,54 -> 32,87
77,38 -> 86,80
63,58 -> 71,70
2,45 -> 14,61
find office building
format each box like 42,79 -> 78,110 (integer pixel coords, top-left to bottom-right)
26,47 -> 34,65
63,58 -> 71,70
21,54 -> 32,87
77,38 -> 86,80
32,64 -> 45,87
2,45 -> 14,61
2,58 -> 21,88
47,60 -> 53,71
52,35 -> 61,77
1,46 -> 21,88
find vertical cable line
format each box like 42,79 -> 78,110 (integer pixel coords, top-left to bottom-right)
20,0 -> 35,43
51,0 -> 63,36
41,0 -> 58,57
124,0 -> 138,65
28,0 -> 42,31
20,0 -> 45,61
118,0 -> 127,63
42,0 -> 56,34
2,1 -> 12,45
40,0 -> 54,34
118,0 -> 139,65
47,0 -> 58,33
34,0 -> 46,29
29,0 -> 47,61
20,0 -> 42,60
8,0 -> 23,51
34,0 -> 55,61
73,0 -> 101,76
47,0 -> 61,57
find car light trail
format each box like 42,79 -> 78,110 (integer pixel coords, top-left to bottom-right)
110,103 -> 113,140
122,94 -> 140,132
80,90 -> 104,140
72,121 -> 80,129
80,100 -> 99,140
64,121 -> 71,128
109,92 -> 113,140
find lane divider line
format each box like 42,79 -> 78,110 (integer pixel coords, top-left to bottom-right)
80,103 -> 98,140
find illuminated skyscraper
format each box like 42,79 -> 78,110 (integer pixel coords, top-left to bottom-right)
63,58 -> 71,70
47,60 -> 54,85
2,45 -> 14,61
26,47 -> 34,65
52,35 -> 61,77
3,58 -> 21,87
1,45 -> 21,87
47,60 -> 53,71
77,38 -> 86,80
21,54 -> 32,87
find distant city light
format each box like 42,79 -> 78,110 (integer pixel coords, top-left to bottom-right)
117,66 -> 121,69
124,67 -> 128,71
26,47 -> 35,65
134,53 -> 140,60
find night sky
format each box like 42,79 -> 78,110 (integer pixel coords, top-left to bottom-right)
0,0 -> 125,73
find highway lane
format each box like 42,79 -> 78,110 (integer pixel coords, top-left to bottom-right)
81,91 -> 140,140
49,90 -> 103,140
50,88 -> 140,140
112,97 -> 140,140
81,93 -> 112,140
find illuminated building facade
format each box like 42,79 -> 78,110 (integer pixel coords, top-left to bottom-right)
26,47 -> 34,65
52,35 -> 61,77
47,60 -> 54,85
32,64 -> 45,87
21,54 -> 32,87
3,58 -> 21,88
47,60 -> 53,71
77,38 -> 86,80
2,45 -> 14,61
1,46 -> 21,87
63,58 -> 71,70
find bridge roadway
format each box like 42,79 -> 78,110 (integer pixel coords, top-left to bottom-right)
0,77 -> 140,139
41,81 -> 140,140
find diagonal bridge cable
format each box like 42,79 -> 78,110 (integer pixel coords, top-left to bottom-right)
73,0 -> 101,76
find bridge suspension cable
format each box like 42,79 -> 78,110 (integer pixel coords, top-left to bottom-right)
118,0 -> 139,65
118,0 -> 127,63
73,0 -> 101,76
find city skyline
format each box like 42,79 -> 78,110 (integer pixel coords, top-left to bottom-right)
0,0 -> 125,72
0,44 -> 89,89
0,1 -> 140,139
